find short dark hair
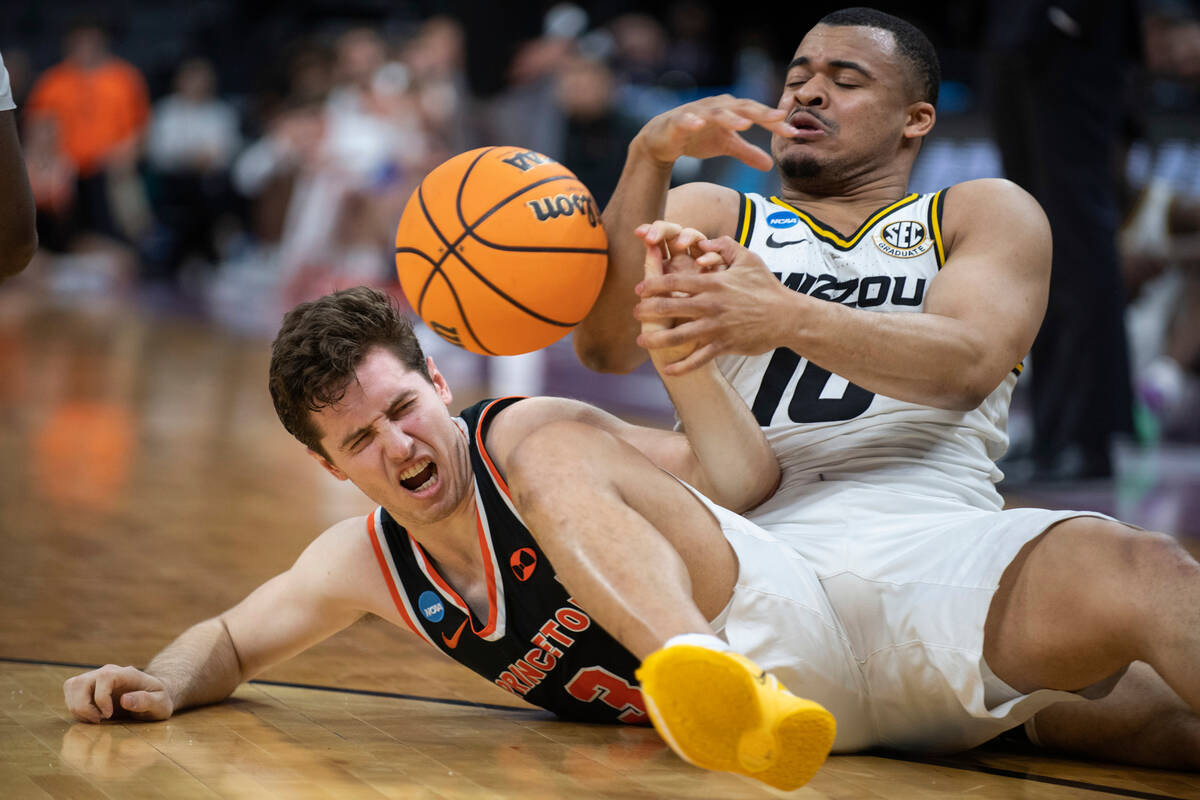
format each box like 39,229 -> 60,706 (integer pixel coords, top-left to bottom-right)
818,7 -> 940,106
269,287 -> 431,458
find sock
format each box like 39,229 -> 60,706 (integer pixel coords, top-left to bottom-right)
662,632 -> 731,653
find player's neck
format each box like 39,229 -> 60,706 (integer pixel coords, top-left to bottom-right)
404,494 -> 488,604
777,173 -> 912,237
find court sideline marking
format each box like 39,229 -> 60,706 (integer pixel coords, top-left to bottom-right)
3,655 -> 1187,799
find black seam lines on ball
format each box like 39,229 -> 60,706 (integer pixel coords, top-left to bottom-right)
395,148 -> 602,354
451,158 -> 590,326
411,176 -> 494,354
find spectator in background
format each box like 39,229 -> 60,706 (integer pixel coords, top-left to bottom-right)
1123,181 -> 1200,440
231,27 -> 437,306
555,55 -> 641,207
664,1 -> 722,89
985,0 -> 1140,481
145,58 -> 241,287
401,15 -> 470,157
25,20 -> 150,253
987,0 -> 1200,479
0,50 -> 38,281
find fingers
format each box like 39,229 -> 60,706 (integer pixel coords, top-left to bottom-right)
697,235 -> 767,268
695,251 -> 725,272
636,318 -> 717,362
636,222 -> 716,273
119,689 -> 171,720
636,224 -> 666,281
63,673 -> 104,723
91,671 -> 118,719
648,95 -> 796,169
635,270 -> 711,304
725,139 -> 775,172
63,665 -> 169,724
657,341 -> 720,376
698,96 -> 793,130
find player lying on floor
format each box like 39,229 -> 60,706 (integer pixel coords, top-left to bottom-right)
64,235 -> 1200,788
61,271 -> 835,792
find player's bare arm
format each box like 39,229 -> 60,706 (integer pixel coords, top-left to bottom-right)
480,379 -> 778,514
63,517 -> 384,723
636,179 -> 1051,410
575,96 -> 798,374
490,223 -> 779,512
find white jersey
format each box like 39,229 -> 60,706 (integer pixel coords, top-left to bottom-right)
1,53 -> 16,111
717,190 -> 1019,512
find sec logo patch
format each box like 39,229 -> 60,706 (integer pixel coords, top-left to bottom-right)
874,220 -> 932,258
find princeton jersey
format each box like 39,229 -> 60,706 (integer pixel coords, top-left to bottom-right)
366,397 -> 647,724
721,190 -> 1019,511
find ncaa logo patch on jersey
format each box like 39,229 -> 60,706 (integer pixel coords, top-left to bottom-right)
874,220 -> 932,258
418,590 -> 445,622
766,210 -> 800,229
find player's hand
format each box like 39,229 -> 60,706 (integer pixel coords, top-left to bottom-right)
635,222 -> 706,370
632,95 -> 799,171
634,235 -> 793,375
63,665 -> 175,723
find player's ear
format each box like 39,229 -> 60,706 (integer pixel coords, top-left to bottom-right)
308,449 -> 348,481
903,101 -> 935,140
427,356 -> 453,406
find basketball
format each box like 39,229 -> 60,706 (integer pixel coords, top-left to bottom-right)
394,146 -> 608,356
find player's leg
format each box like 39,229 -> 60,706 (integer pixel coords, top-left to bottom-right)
506,419 -> 834,790
984,516 -> 1200,765
505,418 -> 736,658
1029,662 -> 1200,769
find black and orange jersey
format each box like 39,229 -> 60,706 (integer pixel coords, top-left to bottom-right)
366,397 -> 647,724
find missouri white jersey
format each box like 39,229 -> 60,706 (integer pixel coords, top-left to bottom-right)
716,190 -> 1020,512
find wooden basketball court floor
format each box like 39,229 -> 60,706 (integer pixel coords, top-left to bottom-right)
2,285 -> 1199,800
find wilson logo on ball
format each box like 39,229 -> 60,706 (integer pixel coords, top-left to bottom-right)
525,193 -> 599,226
501,150 -> 552,172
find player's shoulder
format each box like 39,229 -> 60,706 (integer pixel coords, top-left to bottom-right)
483,395 -> 590,445
941,178 -> 1049,243
942,178 -> 1042,217
292,514 -> 384,608
480,395 -> 624,470
301,515 -> 376,572
667,181 -> 742,238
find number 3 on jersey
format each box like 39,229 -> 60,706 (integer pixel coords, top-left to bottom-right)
751,348 -> 875,425
565,667 -> 647,723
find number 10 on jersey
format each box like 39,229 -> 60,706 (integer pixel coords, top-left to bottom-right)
751,348 -> 875,425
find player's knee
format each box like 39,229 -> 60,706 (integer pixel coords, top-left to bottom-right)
1054,521 -> 1195,634
506,420 -> 618,507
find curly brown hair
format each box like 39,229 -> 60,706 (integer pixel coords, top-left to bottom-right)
269,287 -> 431,458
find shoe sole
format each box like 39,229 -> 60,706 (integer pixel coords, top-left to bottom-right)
637,646 -> 835,791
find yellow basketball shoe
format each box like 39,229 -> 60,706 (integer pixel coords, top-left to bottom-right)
636,645 -> 835,791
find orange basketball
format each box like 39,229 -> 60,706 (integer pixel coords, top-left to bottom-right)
394,146 -> 608,356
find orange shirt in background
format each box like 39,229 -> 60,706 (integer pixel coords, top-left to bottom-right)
26,58 -> 149,176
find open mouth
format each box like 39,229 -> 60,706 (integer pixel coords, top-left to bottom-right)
788,111 -> 826,136
399,459 -> 438,492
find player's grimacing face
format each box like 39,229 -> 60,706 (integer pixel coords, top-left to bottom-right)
770,25 -> 917,178
308,347 -> 473,529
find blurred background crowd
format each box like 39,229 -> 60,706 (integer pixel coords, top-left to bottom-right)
1,0 -> 1199,462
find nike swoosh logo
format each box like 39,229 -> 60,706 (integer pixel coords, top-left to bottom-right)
766,233 -> 809,248
442,619 -> 468,649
